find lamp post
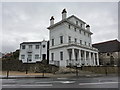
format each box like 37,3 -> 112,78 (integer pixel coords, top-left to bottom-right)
25,58 -> 28,74
75,63 -> 79,77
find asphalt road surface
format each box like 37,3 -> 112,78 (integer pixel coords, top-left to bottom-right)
1,76 -> 119,88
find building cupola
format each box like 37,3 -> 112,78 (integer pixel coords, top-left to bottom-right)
62,9 -> 67,20
50,16 -> 54,26
86,25 -> 90,31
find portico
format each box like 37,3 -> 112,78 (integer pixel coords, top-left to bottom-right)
66,47 -> 99,67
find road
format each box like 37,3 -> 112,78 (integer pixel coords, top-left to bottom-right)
2,76 -> 119,88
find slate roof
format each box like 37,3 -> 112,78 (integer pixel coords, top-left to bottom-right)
47,15 -> 93,34
20,41 -> 48,45
92,39 -> 120,53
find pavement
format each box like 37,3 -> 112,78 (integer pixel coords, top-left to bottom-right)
0,73 -> 118,79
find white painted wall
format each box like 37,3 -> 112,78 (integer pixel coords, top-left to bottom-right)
19,40 -> 48,63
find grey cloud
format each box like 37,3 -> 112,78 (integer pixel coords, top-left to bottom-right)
2,2 -> 118,53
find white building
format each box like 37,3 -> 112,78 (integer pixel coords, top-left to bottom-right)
48,9 -> 99,67
19,40 -> 48,63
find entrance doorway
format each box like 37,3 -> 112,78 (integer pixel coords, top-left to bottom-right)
42,54 -> 46,60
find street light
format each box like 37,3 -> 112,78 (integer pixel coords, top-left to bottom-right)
75,63 -> 79,77
25,58 -> 28,74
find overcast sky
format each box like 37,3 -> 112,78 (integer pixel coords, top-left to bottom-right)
2,2 -> 118,53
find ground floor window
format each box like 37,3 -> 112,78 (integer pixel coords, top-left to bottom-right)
51,53 -> 54,61
21,55 -> 25,59
60,52 -> 63,60
35,54 -> 39,59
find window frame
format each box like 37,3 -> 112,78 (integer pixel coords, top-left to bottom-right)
60,36 -> 63,44
35,54 -> 39,59
60,52 -> 63,60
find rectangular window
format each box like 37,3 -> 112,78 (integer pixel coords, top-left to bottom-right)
60,52 -> 63,60
79,30 -> 81,34
80,40 -> 82,44
60,36 -> 63,44
29,45 -> 32,49
85,42 -> 86,45
74,27 -> 76,31
89,43 -> 91,46
51,53 -> 54,61
75,38 -> 77,43
21,55 -> 25,59
52,39 -> 54,46
35,54 -> 39,59
22,45 -> 25,49
84,32 -> 86,35
28,55 -> 32,61
81,24 -> 82,27
76,21 -> 78,25
68,36 -> 71,43
68,25 -> 71,29
88,34 -> 90,37
36,45 -> 39,49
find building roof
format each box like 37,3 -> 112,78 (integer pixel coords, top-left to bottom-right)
92,39 -> 120,53
20,40 -> 48,45
47,15 -> 93,34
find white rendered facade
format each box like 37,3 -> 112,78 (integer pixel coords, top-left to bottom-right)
48,9 -> 99,67
19,40 -> 48,63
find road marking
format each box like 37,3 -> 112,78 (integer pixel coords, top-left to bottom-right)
57,78 -> 67,80
79,82 -> 119,86
53,81 -> 75,84
2,84 -> 53,87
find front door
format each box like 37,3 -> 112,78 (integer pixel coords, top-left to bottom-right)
42,54 -> 46,60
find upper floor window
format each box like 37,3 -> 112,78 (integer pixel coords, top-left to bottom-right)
60,52 -> 63,60
89,43 -> 91,46
79,30 -> 81,34
80,40 -> 82,44
29,45 -> 32,49
68,36 -> 71,43
84,32 -> 86,36
74,27 -> 76,32
68,25 -> 71,29
60,36 -> 63,44
21,55 -> 25,59
81,24 -> 82,27
85,42 -> 86,45
51,53 -> 54,61
88,34 -> 90,37
75,38 -> 77,43
43,45 -> 46,48
22,45 -> 25,49
36,45 -> 39,49
35,54 -> 39,59
52,39 -> 54,46
76,21 -> 78,25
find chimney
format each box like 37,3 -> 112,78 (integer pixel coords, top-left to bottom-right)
50,16 -> 54,26
86,25 -> 90,31
62,9 -> 67,20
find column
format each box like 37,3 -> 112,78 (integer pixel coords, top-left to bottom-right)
96,53 -> 99,65
89,52 -> 92,65
93,53 -> 96,66
84,51 -> 87,66
79,50 -> 82,66
72,49 -> 75,65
